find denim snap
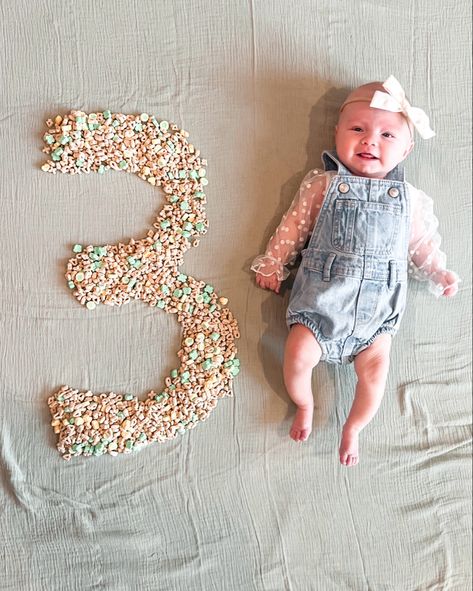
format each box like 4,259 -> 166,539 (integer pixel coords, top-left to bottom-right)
286,150 -> 410,365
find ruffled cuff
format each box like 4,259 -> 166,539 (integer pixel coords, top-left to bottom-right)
250,255 -> 290,281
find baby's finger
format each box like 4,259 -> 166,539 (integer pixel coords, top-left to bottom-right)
442,284 -> 458,297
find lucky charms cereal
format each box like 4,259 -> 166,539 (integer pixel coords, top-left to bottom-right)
41,110 -> 240,460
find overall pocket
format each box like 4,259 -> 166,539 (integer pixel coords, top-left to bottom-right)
331,199 -> 402,255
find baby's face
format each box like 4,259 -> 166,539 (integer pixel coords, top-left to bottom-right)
335,102 -> 414,179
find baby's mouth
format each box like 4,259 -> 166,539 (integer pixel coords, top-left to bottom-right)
357,152 -> 378,160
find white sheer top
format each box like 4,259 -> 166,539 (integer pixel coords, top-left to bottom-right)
251,170 -> 460,297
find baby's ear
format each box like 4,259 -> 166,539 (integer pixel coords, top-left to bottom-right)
404,140 -> 415,158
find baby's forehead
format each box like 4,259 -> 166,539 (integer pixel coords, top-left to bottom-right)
338,102 -> 407,129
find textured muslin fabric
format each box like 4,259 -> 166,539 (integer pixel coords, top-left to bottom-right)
0,1 -> 471,590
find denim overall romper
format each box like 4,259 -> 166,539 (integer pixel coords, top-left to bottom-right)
286,150 -> 410,364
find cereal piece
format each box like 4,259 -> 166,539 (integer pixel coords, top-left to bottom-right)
42,110 -> 241,459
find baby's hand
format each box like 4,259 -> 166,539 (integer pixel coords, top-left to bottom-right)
439,270 -> 460,297
256,272 -> 281,294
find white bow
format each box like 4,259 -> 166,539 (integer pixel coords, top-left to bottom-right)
370,75 -> 435,139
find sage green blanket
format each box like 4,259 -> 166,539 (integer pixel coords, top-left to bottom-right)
1,1 -> 471,589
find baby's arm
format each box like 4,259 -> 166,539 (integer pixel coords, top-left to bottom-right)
251,170 -> 328,292
407,184 -> 460,297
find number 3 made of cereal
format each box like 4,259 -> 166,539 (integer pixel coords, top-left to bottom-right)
42,110 -> 240,461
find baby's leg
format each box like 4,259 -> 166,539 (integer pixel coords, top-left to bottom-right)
283,324 -> 322,442
339,334 -> 392,466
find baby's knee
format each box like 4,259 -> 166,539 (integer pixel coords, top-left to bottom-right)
285,324 -> 322,368
355,339 -> 391,384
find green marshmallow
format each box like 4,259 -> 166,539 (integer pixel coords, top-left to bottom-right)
72,244 -> 83,253
178,273 -> 187,282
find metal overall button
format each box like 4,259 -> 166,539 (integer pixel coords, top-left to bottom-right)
388,187 -> 399,198
338,182 -> 350,193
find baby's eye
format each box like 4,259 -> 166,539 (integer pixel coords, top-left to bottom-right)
351,127 -> 363,132
382,132 -> 395,138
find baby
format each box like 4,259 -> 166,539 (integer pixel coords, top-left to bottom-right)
252,76 -> 460,467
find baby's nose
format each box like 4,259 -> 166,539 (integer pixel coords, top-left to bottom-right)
361,133 -> 377,145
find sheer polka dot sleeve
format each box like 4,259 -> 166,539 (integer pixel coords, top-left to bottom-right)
407,183 -> 461,297
251,170 -> 329,281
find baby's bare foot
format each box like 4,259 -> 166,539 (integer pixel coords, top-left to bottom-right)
290,406 -> 313,442
339,427 -> 360,467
